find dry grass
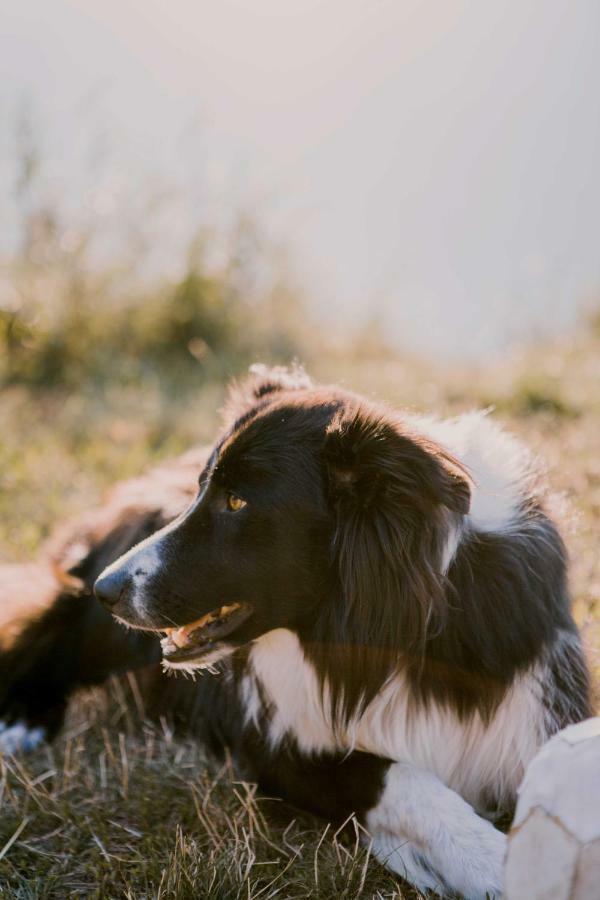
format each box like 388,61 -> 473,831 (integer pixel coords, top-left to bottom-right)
0,684 -> 408,899
1,322 -> 599,898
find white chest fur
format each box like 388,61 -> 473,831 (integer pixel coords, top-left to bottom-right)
242,628 -> 546,812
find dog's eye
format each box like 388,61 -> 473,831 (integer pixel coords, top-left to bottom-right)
226,493 -> 247,512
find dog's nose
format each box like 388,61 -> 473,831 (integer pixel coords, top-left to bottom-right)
94,568 -> 127,609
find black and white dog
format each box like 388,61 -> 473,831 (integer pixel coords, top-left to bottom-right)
0,366 -> 591,898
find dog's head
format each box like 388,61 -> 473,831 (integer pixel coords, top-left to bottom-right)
94,366 -> 471,683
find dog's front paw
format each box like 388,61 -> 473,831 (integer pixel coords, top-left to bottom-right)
445,820 -> 506,900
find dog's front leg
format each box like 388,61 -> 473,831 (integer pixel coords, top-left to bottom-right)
364,761 -> 506,899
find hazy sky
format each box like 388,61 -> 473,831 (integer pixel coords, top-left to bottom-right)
2,0 -> 599,357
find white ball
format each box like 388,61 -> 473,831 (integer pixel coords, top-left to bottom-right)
505,717 -> 600,900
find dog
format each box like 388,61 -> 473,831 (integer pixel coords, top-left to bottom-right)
0,366 -> 591,898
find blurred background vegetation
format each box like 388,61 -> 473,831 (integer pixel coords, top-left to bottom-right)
1,108 -> 311,390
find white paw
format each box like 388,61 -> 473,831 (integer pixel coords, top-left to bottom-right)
0,720 -> 46,755
443,822 -> 506,900
370,831 -> 448,895
372,820 -> 506,899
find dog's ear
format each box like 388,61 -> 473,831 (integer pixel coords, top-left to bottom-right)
324,407 -> 470,518
317,405 -> 471,723
222,364 -> 312,426
317,406 -> 471,722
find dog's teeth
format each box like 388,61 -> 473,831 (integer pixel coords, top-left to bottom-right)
174,612 -> 216,646
163,605 -> 242,650
220,603 -> 240,617
171,628 -> 189,648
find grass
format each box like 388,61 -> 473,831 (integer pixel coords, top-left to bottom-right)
0,684 -> 405,899
1,322 -> 599,898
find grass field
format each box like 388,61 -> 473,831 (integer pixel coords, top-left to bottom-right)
0,322 -> 599,898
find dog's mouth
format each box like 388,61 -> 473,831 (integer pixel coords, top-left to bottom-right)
159,602 -> 253,665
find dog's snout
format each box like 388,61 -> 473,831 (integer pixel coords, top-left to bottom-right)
94,568 -> 128,609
